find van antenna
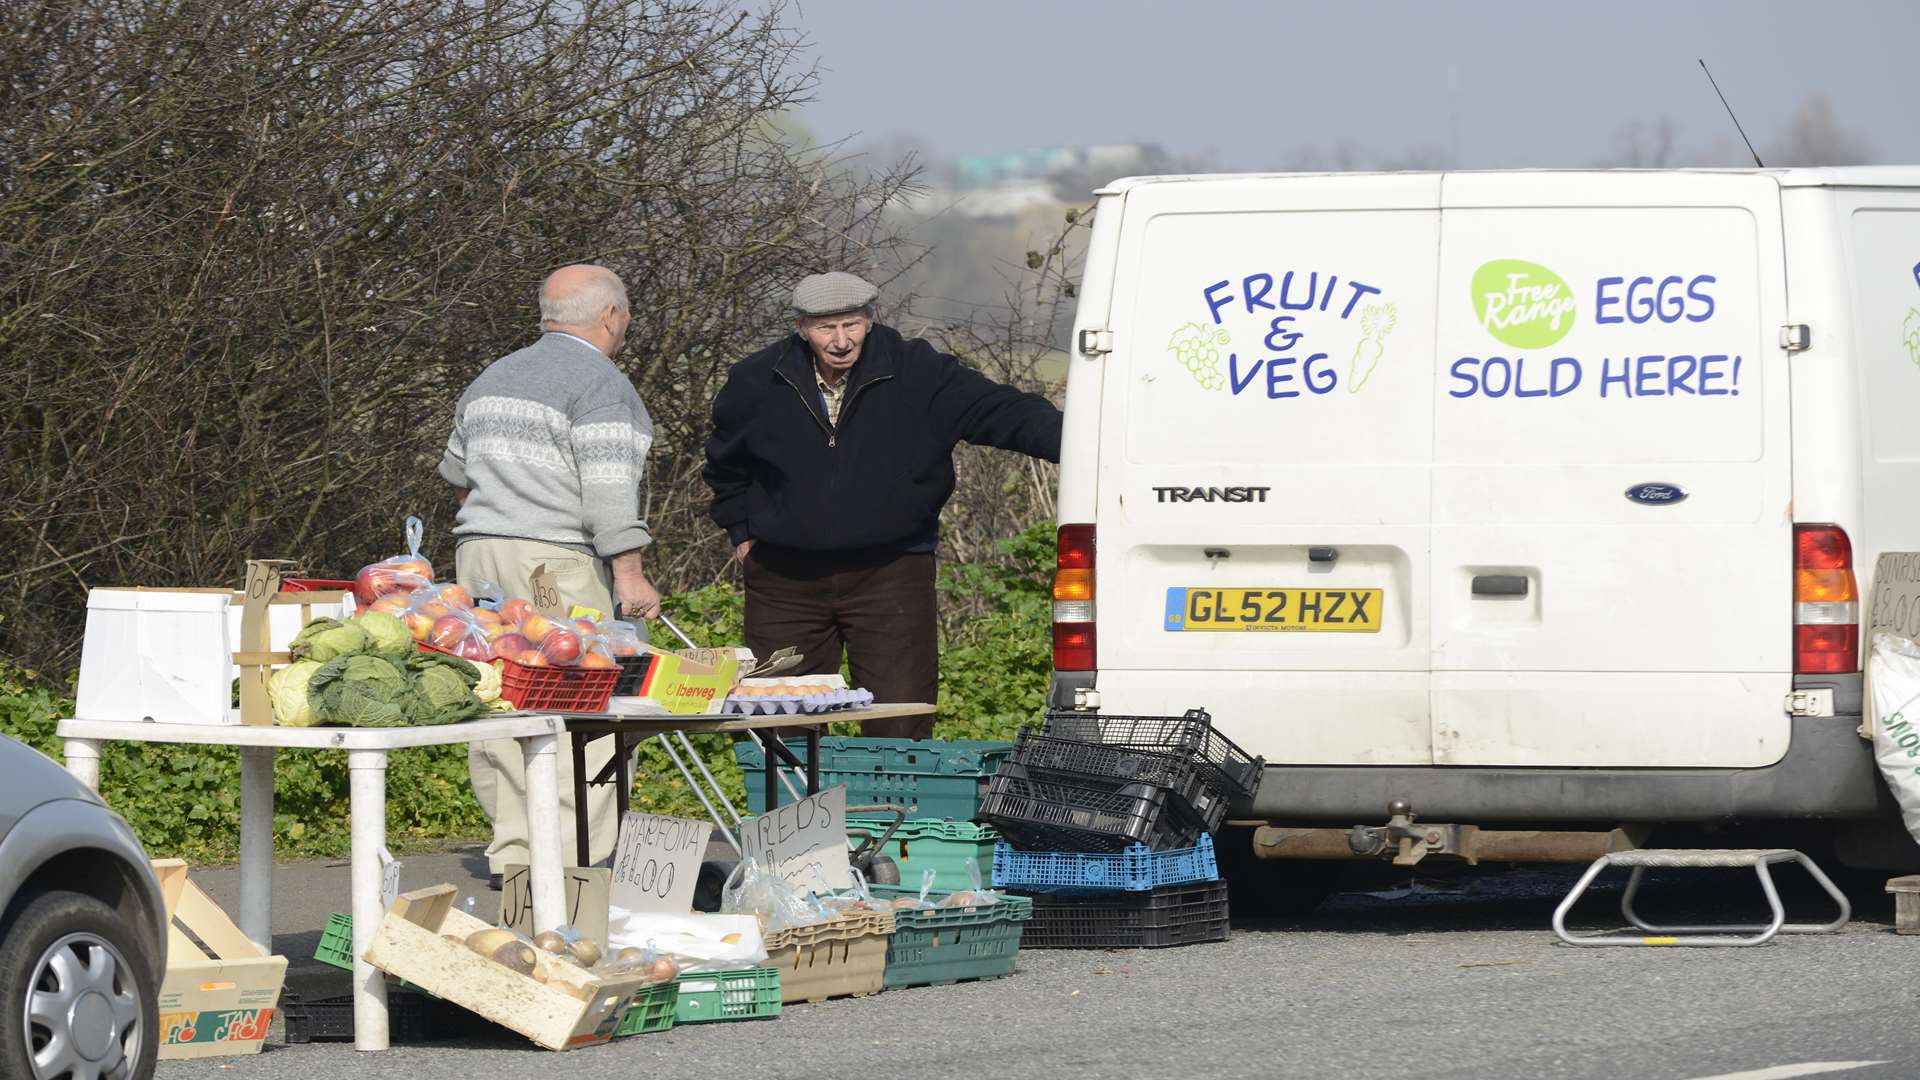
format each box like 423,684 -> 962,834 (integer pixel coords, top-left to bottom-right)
1698,60 -> 1764,168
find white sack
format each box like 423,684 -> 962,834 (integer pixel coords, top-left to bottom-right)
604,908 -> 767,972
1869,632 -> 1920,842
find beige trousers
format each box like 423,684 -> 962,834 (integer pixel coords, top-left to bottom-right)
456,537 -> 629,872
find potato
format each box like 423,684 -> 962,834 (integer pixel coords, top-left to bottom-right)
617,946 -> 646,963
532,930 -> 569,954
566,938 -> 602,969
465,928 -> 519,956
646,955 -> 680,983
489,939 -> 539,976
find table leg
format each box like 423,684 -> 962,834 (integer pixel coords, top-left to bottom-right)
570,732 -> 591,867
346,748 -> 389,1052
762,731 -> 782,811
615,734 -> 633,819
62,737 -> 102,791
807,726 -> 821,795
521,730 -> 566,934
238,746 -> 275,955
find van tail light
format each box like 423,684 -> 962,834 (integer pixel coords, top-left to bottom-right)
1053,524 -> 1096,671
1794,524 -> 1858,674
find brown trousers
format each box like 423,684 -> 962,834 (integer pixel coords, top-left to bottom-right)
742,546 -> 937,739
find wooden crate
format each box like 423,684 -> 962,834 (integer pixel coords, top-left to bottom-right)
764,909 -> 895,1004
363,885 -> 654,1051
153,860 -> 287,1060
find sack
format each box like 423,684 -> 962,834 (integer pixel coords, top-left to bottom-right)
1869,632 -> 1920,842
603,910 -> 767,973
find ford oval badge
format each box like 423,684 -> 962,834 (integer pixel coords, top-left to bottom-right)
1625,482 -> 1688,506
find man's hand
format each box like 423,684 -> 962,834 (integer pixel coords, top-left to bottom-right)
734,539 -> 754,562
616,574 -> 663,621
609,549 -> 662,620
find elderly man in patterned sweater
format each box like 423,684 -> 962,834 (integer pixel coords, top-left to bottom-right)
440,263 -> 662,884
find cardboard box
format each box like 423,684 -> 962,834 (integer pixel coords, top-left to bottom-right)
73,561 -> 345,726
364,885 -> 655,1051
629,646 -> 740,715
152,860 -> 287,1060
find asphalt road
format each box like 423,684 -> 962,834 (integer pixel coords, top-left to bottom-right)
158,848 -> 1920,1080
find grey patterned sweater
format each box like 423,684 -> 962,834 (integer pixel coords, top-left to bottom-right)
439,333 -> 654,556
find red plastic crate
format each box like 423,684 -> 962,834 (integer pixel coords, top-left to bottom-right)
497,654 -> 618,712
420,643 -> 618,712
282,578 -> 355,592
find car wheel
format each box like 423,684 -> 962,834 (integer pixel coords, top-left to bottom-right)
0,890 -> 158,1080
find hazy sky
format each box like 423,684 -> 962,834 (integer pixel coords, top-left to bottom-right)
790,0 -> 1917,172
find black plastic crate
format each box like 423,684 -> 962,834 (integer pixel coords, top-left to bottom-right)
1019,880 -> 1231,949
1042,708 -> 1264,801
281,990 -> 481,1044
612,654 -> 655,696
980,762 -> 1204,853
1007,729 -> 1229,832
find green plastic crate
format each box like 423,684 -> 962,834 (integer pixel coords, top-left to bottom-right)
870,886 -> 1031,989
848,817 -> 999,893
315,913 -> 420,992
734,737 -> 1013,819
673,967 -> 782,1024
612,979 -> 679,1038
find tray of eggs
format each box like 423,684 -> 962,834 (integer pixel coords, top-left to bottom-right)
722,681 -> 877,715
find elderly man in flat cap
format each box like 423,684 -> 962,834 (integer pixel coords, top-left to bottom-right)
703,272 -> 1062,737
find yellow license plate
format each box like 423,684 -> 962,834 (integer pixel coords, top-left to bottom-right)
1164,587 -> 1383,633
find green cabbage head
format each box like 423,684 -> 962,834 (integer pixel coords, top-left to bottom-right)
268,660 -> 323,727
308,654 -> 411,727
404,652 -> 487,726
354,611 -> 413,658
290,617 -> 369,663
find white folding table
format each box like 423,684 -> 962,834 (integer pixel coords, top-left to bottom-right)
56,714 -> 572,1051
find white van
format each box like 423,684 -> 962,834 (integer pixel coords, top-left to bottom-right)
1051,168 -> 1920,883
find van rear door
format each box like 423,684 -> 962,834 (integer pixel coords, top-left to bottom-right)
1430,172 -> 1792,767
1093,175 -> 1442,766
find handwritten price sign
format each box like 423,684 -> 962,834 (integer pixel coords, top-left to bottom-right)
610,812 -> 708,913
739,784 -> 849,895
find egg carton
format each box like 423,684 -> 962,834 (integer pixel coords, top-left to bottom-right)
721,689 -> 875,715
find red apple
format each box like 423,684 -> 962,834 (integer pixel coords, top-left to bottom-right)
540,629 -> 582,666
438,584 -> 474,609
427,614 -> 471,651
499,598 -> 535,626
453,635 -> 493,662
573,617 -> 599,636
520,613 -> 559,644
515,649 -> 549,667
579,651 -> 616,670
401,610 -> 435,642
493,633 -> 531,657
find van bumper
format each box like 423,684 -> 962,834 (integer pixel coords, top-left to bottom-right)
1247,715 -> 1890,824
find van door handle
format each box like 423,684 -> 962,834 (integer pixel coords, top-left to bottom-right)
1471,574 -> 1528,597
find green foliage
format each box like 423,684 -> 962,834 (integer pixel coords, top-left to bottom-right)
0,529 -> 1058,853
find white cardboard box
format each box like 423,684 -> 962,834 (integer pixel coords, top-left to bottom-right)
73,587 -> 344,726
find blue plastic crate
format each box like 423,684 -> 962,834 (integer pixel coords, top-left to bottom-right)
991,833 -> 1218,893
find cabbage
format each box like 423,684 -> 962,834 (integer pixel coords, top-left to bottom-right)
308,654 -> 411,727
473,659 -> 503,704
354,610 -> 412,658
290,617 -> 369,663
404,652 -> 487,726
268,660 -> 322,727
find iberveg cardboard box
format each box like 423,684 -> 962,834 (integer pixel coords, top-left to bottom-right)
627,646 -> 740,715
152,860 -> 287,1060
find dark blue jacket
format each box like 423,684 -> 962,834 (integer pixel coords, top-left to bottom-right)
703,324 -> 1062,554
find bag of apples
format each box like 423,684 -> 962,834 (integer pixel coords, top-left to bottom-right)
351,516 -> 436,610
480,598 -> 619,712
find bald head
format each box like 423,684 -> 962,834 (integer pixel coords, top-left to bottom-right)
538,264 -> 630,356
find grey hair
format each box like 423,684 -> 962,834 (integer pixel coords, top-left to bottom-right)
539,268 -> 628,327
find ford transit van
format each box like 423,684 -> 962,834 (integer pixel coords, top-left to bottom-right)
1050,168 -> 1920,889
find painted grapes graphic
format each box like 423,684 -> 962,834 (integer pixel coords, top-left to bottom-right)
1167,321 -> 1229,391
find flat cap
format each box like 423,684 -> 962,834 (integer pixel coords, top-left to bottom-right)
791,272 -> 878,317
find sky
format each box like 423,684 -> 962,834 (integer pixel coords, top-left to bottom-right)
788,0 -> 1917,172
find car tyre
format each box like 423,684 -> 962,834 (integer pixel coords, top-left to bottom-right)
0,889 -> 158,1080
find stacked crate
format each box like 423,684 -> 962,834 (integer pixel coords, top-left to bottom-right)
981,709 -> 1261,949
